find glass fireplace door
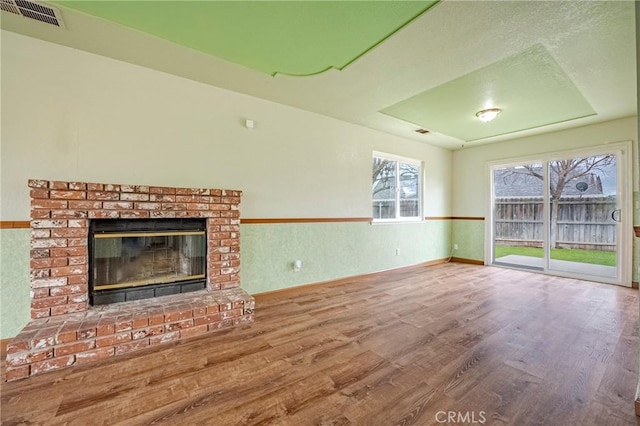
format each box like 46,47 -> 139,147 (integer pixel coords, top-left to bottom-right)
93,231 -> 206,290
89,218 -> 207,305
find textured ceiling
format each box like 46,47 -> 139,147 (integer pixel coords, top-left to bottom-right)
1,1 -> 636,150
55,1 -> 437,77
381,44 -> 597,142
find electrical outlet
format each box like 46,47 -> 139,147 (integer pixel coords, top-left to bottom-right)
395,248 -> 400,256
453,244 -> 459,250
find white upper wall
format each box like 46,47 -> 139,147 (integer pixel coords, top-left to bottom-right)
0,31 -> 452,220
452,116 -> 638,217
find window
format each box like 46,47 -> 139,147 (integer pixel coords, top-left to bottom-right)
372,152 -> 422,220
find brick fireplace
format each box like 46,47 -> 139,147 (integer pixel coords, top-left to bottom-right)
5,180 -> 255,381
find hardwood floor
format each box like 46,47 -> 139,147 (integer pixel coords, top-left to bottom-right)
2,263 -> 639,425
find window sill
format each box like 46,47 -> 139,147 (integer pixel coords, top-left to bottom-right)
370,218 -> 425,225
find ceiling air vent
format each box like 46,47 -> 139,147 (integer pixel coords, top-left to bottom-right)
414,128 -> 430,135
1,0 -> 65,28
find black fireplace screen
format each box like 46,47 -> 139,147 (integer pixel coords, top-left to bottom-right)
89,219 -> 207,305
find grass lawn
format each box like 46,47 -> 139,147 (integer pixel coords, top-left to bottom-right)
494,245 -> 616,266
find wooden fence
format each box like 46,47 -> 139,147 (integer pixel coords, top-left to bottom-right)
494,197 -> 616,251
373,199 -> 419,219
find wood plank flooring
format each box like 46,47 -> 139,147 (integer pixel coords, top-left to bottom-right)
1,263 -> 639,425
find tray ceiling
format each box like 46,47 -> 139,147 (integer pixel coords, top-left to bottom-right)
381,44 -> 597,142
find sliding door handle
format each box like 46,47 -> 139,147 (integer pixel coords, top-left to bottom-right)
611,209 -> 621,222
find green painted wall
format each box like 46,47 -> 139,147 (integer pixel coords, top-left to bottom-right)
0,221 -> 452,339
241,221 -> 451,294
451,220 -> 485,262
0,229 -> 30,339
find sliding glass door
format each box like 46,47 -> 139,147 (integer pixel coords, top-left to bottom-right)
488,143 -> 631,286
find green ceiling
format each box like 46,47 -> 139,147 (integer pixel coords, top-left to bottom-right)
381,44 -> 597,142
54,1 -> 438,77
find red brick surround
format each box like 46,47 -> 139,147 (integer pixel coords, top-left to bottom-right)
5,180 -> 254,381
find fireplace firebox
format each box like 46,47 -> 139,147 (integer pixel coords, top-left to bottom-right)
89,219 -> 207,305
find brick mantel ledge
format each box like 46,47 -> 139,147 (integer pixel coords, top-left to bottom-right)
6,289 -> 254,381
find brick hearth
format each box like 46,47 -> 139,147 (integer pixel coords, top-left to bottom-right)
5,180 -> 255,381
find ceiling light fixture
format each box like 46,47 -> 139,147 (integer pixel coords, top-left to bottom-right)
475,108 -> 501,123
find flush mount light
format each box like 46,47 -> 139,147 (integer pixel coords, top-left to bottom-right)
475,108 -> 501,123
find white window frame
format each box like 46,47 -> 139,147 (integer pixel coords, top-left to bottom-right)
372,151 -> 423,222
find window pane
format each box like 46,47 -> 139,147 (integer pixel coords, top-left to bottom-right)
373,157 -> 397,219
492,163 -> 544,269
399,162 -> 419,218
